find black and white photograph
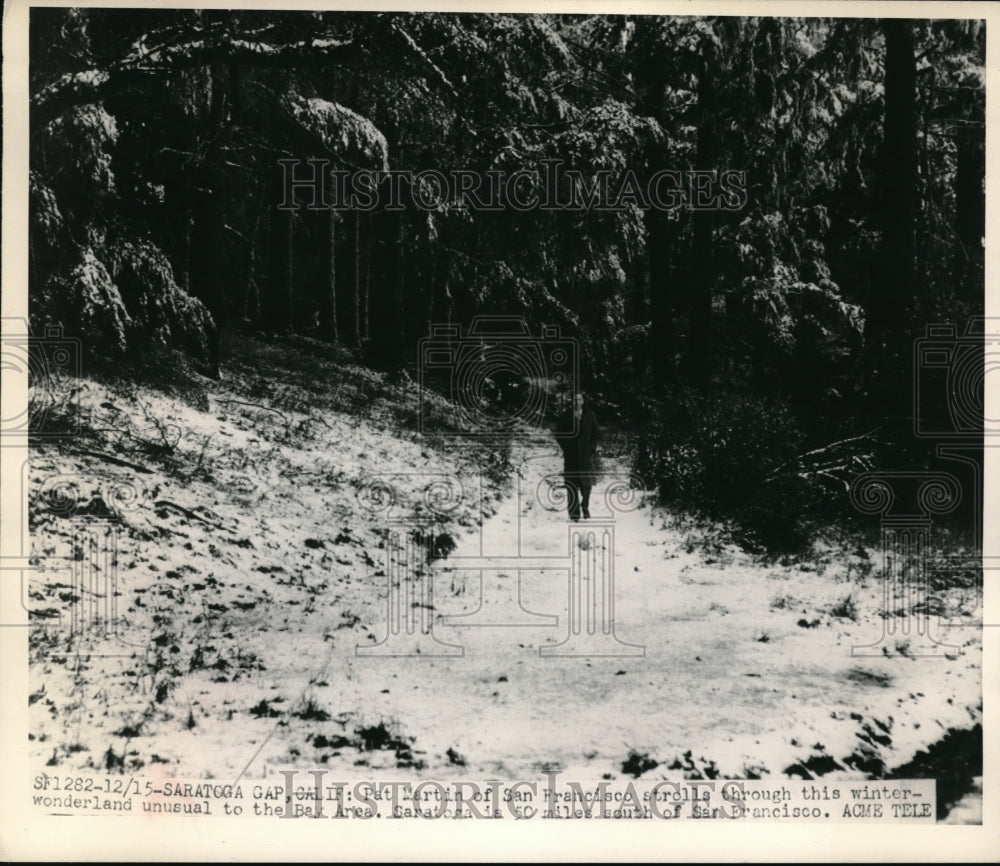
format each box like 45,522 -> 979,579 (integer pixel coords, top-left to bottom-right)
1,0 -> 996,860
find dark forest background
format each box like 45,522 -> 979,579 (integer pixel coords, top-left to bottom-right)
29,10 -> 986,552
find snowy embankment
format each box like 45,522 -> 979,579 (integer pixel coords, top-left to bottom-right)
26,339 -> 981,820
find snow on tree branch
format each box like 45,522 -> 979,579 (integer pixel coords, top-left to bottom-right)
286,94 -> 389,171
32,33 -> 362,126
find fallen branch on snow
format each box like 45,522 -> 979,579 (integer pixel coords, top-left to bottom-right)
763,428 -> 880,491
154,499 -> 230,532
215,399 -> 290,428
70,448 -> 153,474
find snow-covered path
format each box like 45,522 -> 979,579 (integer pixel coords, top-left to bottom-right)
27,380 -> 981,808
318,439 -> 981,785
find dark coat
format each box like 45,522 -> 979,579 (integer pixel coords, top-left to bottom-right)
555,408 -> 602,486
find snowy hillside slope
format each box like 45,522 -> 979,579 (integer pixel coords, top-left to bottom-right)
24,335 -> 982,820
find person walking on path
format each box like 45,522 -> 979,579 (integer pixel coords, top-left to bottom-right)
554,392 -> 601,521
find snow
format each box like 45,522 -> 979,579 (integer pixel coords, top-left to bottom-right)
288,94 -> 389,172
26,347 -> 981,813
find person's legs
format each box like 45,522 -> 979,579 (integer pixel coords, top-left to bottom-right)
580,484 -> 592,520
565,475 -> 582,521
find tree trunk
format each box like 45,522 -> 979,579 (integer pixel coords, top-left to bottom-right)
646,208 -> 675,389
186,60 -> 230,373
320,209 -> 339,342
430,249 -> 454,333
955,125 -> 985,299
189,166 -> 226,374
629,263 -> 649,388
179,213 -> 193,294
917,68 -> 933,293
874,19 -> 918,345
425,245 -> 437,340
687,212 -> 714,387
369,206 -> 405,367
267,202 -> 294,334
633,20 -> 674,393
346,210 -> 361,346
243,212 -> 263,322
684,57 -> 716,387
361,212 -> 372,339
166,176 -> 192,293
865,19 -> 917,415
390,214 -> 406,362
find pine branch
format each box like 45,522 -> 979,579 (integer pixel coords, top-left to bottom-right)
387,20 -> 455,94
33,32 -> 362,126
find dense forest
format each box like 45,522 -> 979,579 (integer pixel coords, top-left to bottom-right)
20,10 -> 987,814
29,9 -> 985,550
